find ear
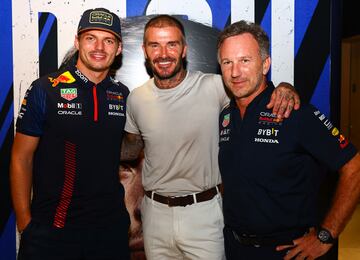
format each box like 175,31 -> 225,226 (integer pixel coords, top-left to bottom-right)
142,44 -> 148,59
116,42 -> 122,56
74,35 -> 80,51
182,44 -> 188,59
262,56 -> 271,75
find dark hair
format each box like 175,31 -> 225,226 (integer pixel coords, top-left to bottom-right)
143,14 -> 186,44
217,20 -> 269,61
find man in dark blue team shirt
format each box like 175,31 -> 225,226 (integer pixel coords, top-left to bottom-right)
10,8 -> 130,259
217,20 -> 360,260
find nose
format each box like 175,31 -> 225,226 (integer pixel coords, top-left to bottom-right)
231,62 -> 242,78
95,40 -> 104,50
159,46 -> 168,58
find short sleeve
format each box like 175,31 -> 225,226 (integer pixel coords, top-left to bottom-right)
16,83 -> 47,137
124,91 -> 140,135
297,105 -> 357,172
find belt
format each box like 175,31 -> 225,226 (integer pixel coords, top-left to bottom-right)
145,184 -> 222,207
228,226 -> 309,247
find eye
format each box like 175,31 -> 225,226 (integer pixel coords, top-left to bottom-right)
85,35 -> 95,41
168,42 -> 178,48
149,43 -> 159,48
105,38 -> 115,45
241,58 -> 251,64
221,60 -> 231,66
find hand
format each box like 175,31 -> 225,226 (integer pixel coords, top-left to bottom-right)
276,228 -> 333,260
267,82 -> 300,119
17,217 -> 31,233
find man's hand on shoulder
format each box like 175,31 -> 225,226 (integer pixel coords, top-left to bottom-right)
267,82 -> 300,119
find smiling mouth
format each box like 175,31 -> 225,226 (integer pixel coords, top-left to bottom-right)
90,52 -> 106,60
232,78 -> 247,85
154,58 -> 175,68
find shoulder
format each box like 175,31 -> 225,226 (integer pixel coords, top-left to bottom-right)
109,77 -> 130,97
33,68 -> 75,90
127,79 -> 153,101
189,71 -> 222,83
282,103 -> 329,129
186,71 -> 224,95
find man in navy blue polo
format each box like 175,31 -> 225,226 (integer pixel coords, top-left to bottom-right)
11,8 -> 130,259
217,20 -> 360,260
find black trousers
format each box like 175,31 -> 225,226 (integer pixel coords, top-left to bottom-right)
18,221 -> 130,260
224,226 -> 335,260
224,226 -> 288,260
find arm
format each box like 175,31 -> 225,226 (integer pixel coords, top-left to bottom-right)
267,82 -> 301,119
121,132 -> 144,162
10,133 -> 39,232
277,153 -> 360,260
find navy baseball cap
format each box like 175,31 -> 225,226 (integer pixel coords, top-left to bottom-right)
77,8 -> 121,40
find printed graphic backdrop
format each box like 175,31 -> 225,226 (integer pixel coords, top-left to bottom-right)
0,0 -> 341,258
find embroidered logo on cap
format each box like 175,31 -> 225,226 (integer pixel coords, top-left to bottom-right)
89,10 -> 113,26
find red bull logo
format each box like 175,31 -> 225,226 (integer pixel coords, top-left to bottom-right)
49,71 -> 76,87
338,134 -> 349,149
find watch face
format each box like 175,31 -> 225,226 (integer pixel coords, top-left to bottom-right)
318,230 -> 330,242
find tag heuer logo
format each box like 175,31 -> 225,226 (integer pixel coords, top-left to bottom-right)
222,114 -> 230,127
61,88 -> 78,101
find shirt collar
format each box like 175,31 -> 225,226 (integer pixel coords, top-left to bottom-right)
68,64 -> 114,89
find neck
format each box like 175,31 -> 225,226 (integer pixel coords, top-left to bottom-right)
236,79 -> 267,118
154,69 -> 187,89
76,62 -> 109,84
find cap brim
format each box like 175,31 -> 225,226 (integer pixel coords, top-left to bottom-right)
78,27 -> 121,40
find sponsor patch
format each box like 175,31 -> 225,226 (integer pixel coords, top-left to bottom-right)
258,111 -> 283,126
60,88 -> 78,101
75,69 -> 89,83
257,128 -> 279,137
222,113 -> 230,127
49,71 -> 75,87
338,134 -> 349,149
57,102 -> 82,109
106,90 -> 124,101
254,138 -> 279,144
90,10 -> 113,26
109,104 -> 124,111
332,127 -> 339,137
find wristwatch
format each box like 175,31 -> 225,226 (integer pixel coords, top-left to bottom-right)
317,227 -> 335,244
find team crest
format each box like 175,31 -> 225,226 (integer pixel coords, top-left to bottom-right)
222,114 -> 230,127
61,88 -> 78,101
49,71 -> 76,87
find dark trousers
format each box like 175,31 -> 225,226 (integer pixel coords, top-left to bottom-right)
224,226 -> 335,260
224,226 -> 287,260
18,221 -> 130,260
